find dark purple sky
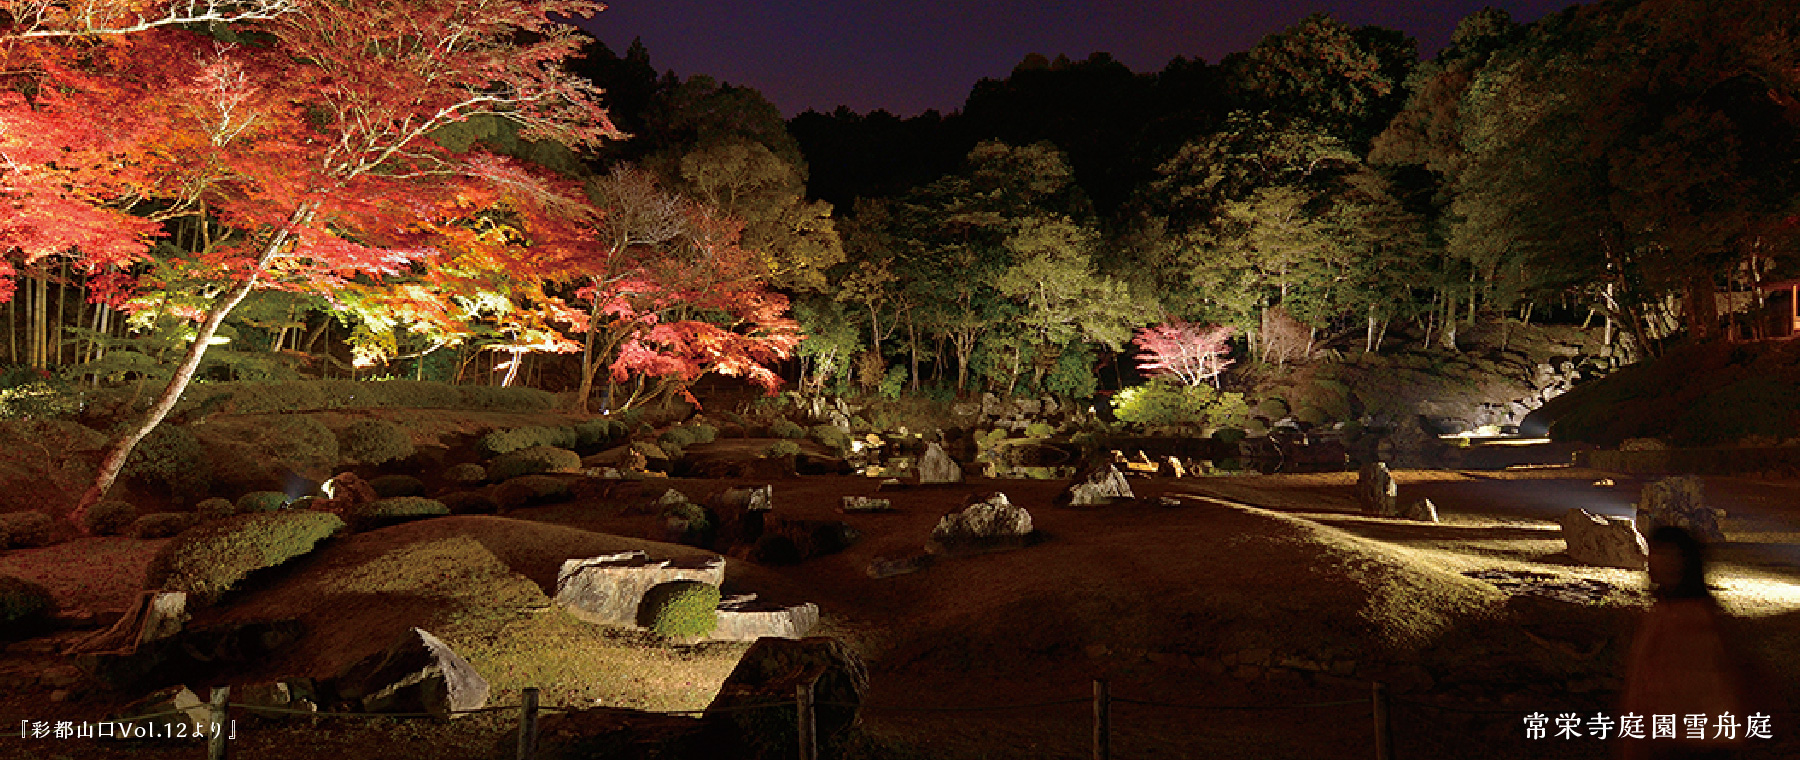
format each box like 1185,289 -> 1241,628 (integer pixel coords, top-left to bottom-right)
578,1 -> 1576,117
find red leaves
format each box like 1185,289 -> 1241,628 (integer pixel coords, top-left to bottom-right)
1133,321 -> 1236,386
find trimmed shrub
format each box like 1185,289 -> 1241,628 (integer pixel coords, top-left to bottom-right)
368,474 -> 426,498
487,446 -> 582,481
442,463 -> 487,486
0,574 -> 56,632
574,419 -> 625,448
236,491 -> 290,513
262,416 -> 339,471
457,385 -> 557,411
126,513 -> 200,540
439,491 -> 499,515
82,500 -> 139,536
144,511 -> 344,604
195,498 -> 237,520
769,419 -> 805,439
658,441 -> 685,460
493,475 -> 572,511
478,425 -> 578,458
123,424 -> 212,499
764,440 -> 801,458
658,426 -> 698,451
809,425 -> 850,453
1257,397 -> 1291,420
336,420 -> 414,465
1213,428 -> 1248,445
685,423 -> 718,444
351,497 -> 449,530
1024,422 -> 1055,438
0,511 -> 53,549
636,580 -> 720,638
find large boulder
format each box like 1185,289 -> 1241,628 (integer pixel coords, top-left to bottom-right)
927,493 -> 1035,555
1356,462 -> 1400,517
706,637 -> 869,760
554,551 -> 725,627
1635,476 -> 1723,542
1064,465 -> 1133,506
712,595 -> 821,641
916,442 -> 963,484
335,627 -> 488,718
1400,498 -> 1440,523
1560,509 -> 1649,570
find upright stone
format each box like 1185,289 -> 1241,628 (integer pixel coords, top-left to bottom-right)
1356,462 -> 1400,517
1560,509 -> 1649,570
1400,498 -> 1439,523
928,493 -> 1034,555
1636,476 -> 1723,542
336,627 -> 489,718
1065,466 -> 1134,506
916,442 -> 963,484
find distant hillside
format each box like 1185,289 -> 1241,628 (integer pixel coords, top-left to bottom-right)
1528,340 -> 1800,447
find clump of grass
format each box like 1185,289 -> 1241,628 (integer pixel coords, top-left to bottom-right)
637,581 -> 720,638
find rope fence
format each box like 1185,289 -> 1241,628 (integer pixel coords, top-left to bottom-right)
15,678 -> 1409,760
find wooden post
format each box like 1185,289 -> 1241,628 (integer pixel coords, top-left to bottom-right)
1093,678 -> 1110,760
206,686 -> 229,760
515,687 -> 539,760
796,683 -> 817,760
1372,681 -> 1393,760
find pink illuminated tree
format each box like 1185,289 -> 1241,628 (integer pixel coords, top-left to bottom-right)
1132,321 -> 1235,387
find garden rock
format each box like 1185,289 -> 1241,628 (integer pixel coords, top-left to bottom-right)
711,594 -> 820,641
928,493 -> 1034,554
840,496 -> 893,513
554,551 -> 725,627
706,637 -> 869,760
1400,498 -> 1440,523
1636,476 -> 1723,542
1560,509 -> 1648,570
336,627 -> 488,718
916,442 -> 963,484
1065,466 -> 1134,506
116,685 -> 211,737
317,472 -> 378,514
1356,462 -> 1400,517
866,553 -> 935,578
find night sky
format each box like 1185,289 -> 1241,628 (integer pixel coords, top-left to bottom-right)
577,1 -> 1577,117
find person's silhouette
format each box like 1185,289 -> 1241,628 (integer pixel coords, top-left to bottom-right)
1619,526 -> 1752,760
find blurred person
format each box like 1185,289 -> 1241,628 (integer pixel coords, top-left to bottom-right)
1619,526 -> 1758,760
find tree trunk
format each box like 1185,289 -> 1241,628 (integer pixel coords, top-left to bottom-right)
573,292 -> 604,412
73,204 -> 314,530
1685,274 -> 1717,342
1440,290 -> 1458,350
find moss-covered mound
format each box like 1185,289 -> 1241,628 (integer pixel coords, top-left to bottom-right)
127,513 -> 201,539
336,419 -> 415,465
478,425 -> 578,458
144,511 -> 345,604
80,499 -> 139,536
637,580 -> 720,638
236,491 -> 290,513
1533,340 -> 1800,446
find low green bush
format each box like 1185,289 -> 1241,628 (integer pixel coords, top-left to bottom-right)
126,513 -> 200,540
144,511 -> 344,604
1024,422 -> 1055,438
195,498 -> 237,520
574,418 -> 625,448
351,497 -> 448,530
809,425 -> 850,453
493,475 -> 572,511
478,425 -> 578,458
769,419 -> 806,439
684,423 -> 718,444
1213,428 -> 1248,445
457,385 -> 557,411
764,440 -> 801,458
1257,397 -> 1291,420
658,426 -> 698,451
439,491 -> 499,515
261,416 -> 339,472
636,580 -> 720,638
0,511 -> 52,549
336,420 -> 415,465
0,380 -> 81,420
442,463 -> 487,486
236,491 -> 290,513
0,574 -> 56,632
123,424 -> 212,499
487,446 -> 582,481
368,474 -> 426,498
82,500 -> 139,536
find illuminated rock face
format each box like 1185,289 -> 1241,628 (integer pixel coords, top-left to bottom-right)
1356,462 -> 1399,516
337,627 -> 489,717
1560,509 -> 1648,570
554,551 -> 725,626
917,442 -> 963,484
1066,465 -> 1134,506
1636,476 -> 1724,542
